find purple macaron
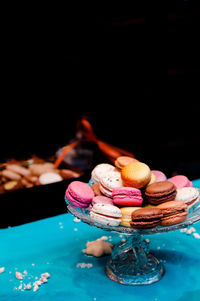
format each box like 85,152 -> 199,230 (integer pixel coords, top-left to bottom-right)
65,181 -> 94,208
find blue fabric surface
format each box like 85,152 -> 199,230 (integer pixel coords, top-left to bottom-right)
0,181 -> 200,301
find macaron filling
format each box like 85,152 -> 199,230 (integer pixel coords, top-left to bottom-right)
91,211 -> 121,220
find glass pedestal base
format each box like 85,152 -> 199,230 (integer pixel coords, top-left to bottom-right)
106,235 -> 164,285
66,189 -> 200,285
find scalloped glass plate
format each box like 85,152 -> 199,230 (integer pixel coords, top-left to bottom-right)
66,188 -> 200,235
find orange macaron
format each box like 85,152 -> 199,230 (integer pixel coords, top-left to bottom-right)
121,161 -> 151,189
115,156 -> 138,170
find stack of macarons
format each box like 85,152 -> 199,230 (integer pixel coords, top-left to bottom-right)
65,156 -> 199,229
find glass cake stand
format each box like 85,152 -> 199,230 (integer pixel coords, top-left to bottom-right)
66,188 -> 200,286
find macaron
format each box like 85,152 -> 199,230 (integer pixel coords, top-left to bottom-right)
146,172 -> 156,186
151,170 -> 167,182
92,196 -> 114,207
112,187 -> 143,206
120,207 -> 142,227
157,200 -> 188,226
145,181 -> 177,205
130,207 -> 163,229
121,161 -> 151,189
99,170 -> 123,197
115,156 -> 137,170
91,163 -> 115,184
90,203 -> 122,226
65,181 -> 94,208
168,175 -> 193,189
175,187 -> 199,209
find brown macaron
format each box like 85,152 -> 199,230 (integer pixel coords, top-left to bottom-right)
145,181 -> 177,205
157,200 -> 188,226
130,207 -> 163,229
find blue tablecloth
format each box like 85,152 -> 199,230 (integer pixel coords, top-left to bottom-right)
1,179 -> 200,301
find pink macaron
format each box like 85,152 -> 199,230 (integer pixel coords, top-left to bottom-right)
92,196 -> 114,206
65,181 -> 94,208
168,175 -> 193,189
89,195 -> 114,210
112,187 -> 143,206
151,170 -> 167,182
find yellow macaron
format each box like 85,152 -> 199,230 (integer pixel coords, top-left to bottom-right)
146,172 -> 156,186
121,161 -> 151,189
120,207 -> 142,227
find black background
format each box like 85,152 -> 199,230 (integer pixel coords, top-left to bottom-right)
1,2 -> 200,226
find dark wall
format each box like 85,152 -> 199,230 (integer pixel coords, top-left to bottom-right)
1,2 -> 200,179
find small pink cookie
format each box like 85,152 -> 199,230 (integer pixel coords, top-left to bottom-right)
168,175 -> 193,189
151,170 -> 167,182
65,181 -> 94,208
112,187 -> 143,206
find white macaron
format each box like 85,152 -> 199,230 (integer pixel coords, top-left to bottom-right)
91,163 -> 115,184
99,170 -> 123,197
175,187 -> 199,209
90,203 -> 122,226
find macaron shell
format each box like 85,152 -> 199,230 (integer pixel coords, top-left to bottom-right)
91,164 -> 115,184
145,181 -> 176,197
131,207 -> 163,220
120,207 -> 141,227
113,198 -> 143,206
115,156 -> 137,169
92,196 -> 114,206
121,162 -> 151,189
99,171 -> 123,196
160,211 -> 188,226
157,200 -> 188,213
90,211 -> 121,226
65,190 -> 89,208
168,175 -> 192,189
112,187 -> 142,197
146,191 -> 177,205
151,170 -> 167,182
92,203 -> 122,217
120,206 -> 142,218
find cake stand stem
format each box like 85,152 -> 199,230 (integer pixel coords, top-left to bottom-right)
106,234 -> 164,285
